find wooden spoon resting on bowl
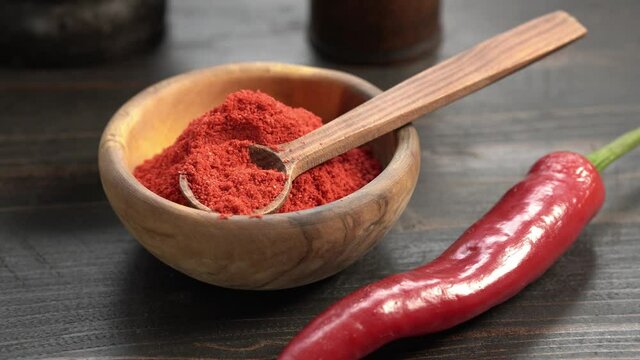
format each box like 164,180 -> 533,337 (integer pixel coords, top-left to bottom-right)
180,11 -> 586,215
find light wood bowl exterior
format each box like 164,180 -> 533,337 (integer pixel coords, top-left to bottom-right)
98,63 -> 420,290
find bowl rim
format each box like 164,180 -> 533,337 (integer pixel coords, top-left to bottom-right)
99,62 -> 419,224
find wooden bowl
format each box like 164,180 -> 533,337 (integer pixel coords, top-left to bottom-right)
98,63 -> 420,290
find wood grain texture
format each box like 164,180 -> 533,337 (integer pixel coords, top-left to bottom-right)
1,0 -> 639,359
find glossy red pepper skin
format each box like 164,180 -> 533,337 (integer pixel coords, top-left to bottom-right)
279,152 -> 606,360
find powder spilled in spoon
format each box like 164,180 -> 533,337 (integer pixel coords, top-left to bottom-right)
134,90 -> 381,216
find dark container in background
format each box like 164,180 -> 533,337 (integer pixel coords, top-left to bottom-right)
309,0 -> 441,64
0,0 -> 166,67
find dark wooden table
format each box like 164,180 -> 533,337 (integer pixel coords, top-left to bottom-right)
2,1 -> 639,359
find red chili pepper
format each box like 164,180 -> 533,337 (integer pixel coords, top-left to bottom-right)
279,128 -> 640,360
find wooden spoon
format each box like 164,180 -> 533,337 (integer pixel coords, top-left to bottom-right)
180,11 -> 587,215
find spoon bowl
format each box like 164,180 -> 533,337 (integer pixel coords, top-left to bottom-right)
179,143 -> 293,214
99,63 -> 421,289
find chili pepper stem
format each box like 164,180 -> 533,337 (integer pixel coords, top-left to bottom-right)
587,127 -> 640,172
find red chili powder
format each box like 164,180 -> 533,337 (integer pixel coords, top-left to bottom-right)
134,90 -> 381,216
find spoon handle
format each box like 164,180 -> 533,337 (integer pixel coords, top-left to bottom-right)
280,11 -> 586,177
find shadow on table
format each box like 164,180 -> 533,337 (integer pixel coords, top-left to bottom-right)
111,243 -> 350,357
119,245 -> 328,319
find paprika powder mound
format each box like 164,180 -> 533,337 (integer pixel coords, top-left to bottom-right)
134,90 -> 381,216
